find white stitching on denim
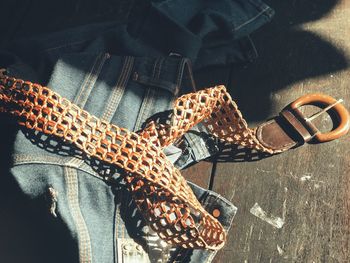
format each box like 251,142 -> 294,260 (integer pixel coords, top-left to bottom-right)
43,39 -> 91,53
65,167 -> 92,263
134,88 -> 156,131
176,58 -> 185,93
100,56 -> 129,121
101,56 -> 134,122
134,58 -> 164,130
66,157 -> 85,168
115,190 -> 122,245
12,154 -> 102,180
233,7 -> 270,32
156,58 -> 164,80
152,58 -> 158,79
75,52 -> 110,108
74,54 -> 101,105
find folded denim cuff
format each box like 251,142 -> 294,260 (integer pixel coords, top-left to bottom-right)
129,0 -> 274,69
229,0 -> 275,40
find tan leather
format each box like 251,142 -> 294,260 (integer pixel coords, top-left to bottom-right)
290,93 -> 350,142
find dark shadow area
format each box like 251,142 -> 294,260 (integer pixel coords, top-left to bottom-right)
0,0 -> 346,114
195,0 -> 348,122
0,114 -> 79,263
194,0 -> 349,186
0,0 -> 139,48
1,0 -> 346,122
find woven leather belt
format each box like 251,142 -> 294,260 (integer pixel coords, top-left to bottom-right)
0,71 -> 349,250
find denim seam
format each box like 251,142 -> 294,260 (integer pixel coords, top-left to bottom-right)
12,155 -> 103,180
152,57 -> 159,79
176,58 -> 186,95
101,56 -> 134,122
185,59 -> 197,92
232,7 -> 271,32
205,251 -> 218,263
74,52 -> 110,108
245,35 -> 259,61
101,56 -> 130,120
72,54 -> 99,105
64,167 -> 93,263
43,39 -> 91,53
248,0 -> 273,13
134,86 -> 155,131
134,58 -> 161,130
156,57 -> 164,80
113,203 -> 118,263
66,157 -> 85,171
115,189 -> 122,246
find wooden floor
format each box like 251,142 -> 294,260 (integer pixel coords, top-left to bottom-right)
1,0 -> 349,262
184,1 -> 350,262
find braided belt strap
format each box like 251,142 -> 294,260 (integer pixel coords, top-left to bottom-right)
0,74 -> 277,250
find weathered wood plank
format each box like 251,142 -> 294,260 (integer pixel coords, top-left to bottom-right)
182,161 -> 213,190
212,0 -> 350,262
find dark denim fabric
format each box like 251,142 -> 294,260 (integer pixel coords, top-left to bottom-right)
130,0 -> 274,68
0,0 -> 275,262
3,0 -> 274,71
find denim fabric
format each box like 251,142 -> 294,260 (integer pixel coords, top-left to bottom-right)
130,0 -> 274,68
0,0 -> 275,261
3,0 -> 274,71
2,47 -> 237,263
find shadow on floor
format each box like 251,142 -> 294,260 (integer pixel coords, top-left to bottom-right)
196,0 -> 348,122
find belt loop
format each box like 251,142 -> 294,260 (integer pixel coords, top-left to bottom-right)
175,57 -> 196,96
184,58 -> 196,91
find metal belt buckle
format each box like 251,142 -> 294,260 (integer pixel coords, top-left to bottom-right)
290,93 -> 350,142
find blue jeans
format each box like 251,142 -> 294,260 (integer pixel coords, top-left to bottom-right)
0,0 -> 274,261
3,52 -> 237,263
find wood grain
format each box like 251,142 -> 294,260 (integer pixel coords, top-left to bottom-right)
208,1 -> 350,262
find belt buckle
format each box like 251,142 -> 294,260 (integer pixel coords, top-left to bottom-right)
290,93 -> 350,142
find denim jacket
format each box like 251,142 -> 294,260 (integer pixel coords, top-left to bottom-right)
0,0 -> 274,262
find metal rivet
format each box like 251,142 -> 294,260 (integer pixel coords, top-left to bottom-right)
212,208 -> 221,218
